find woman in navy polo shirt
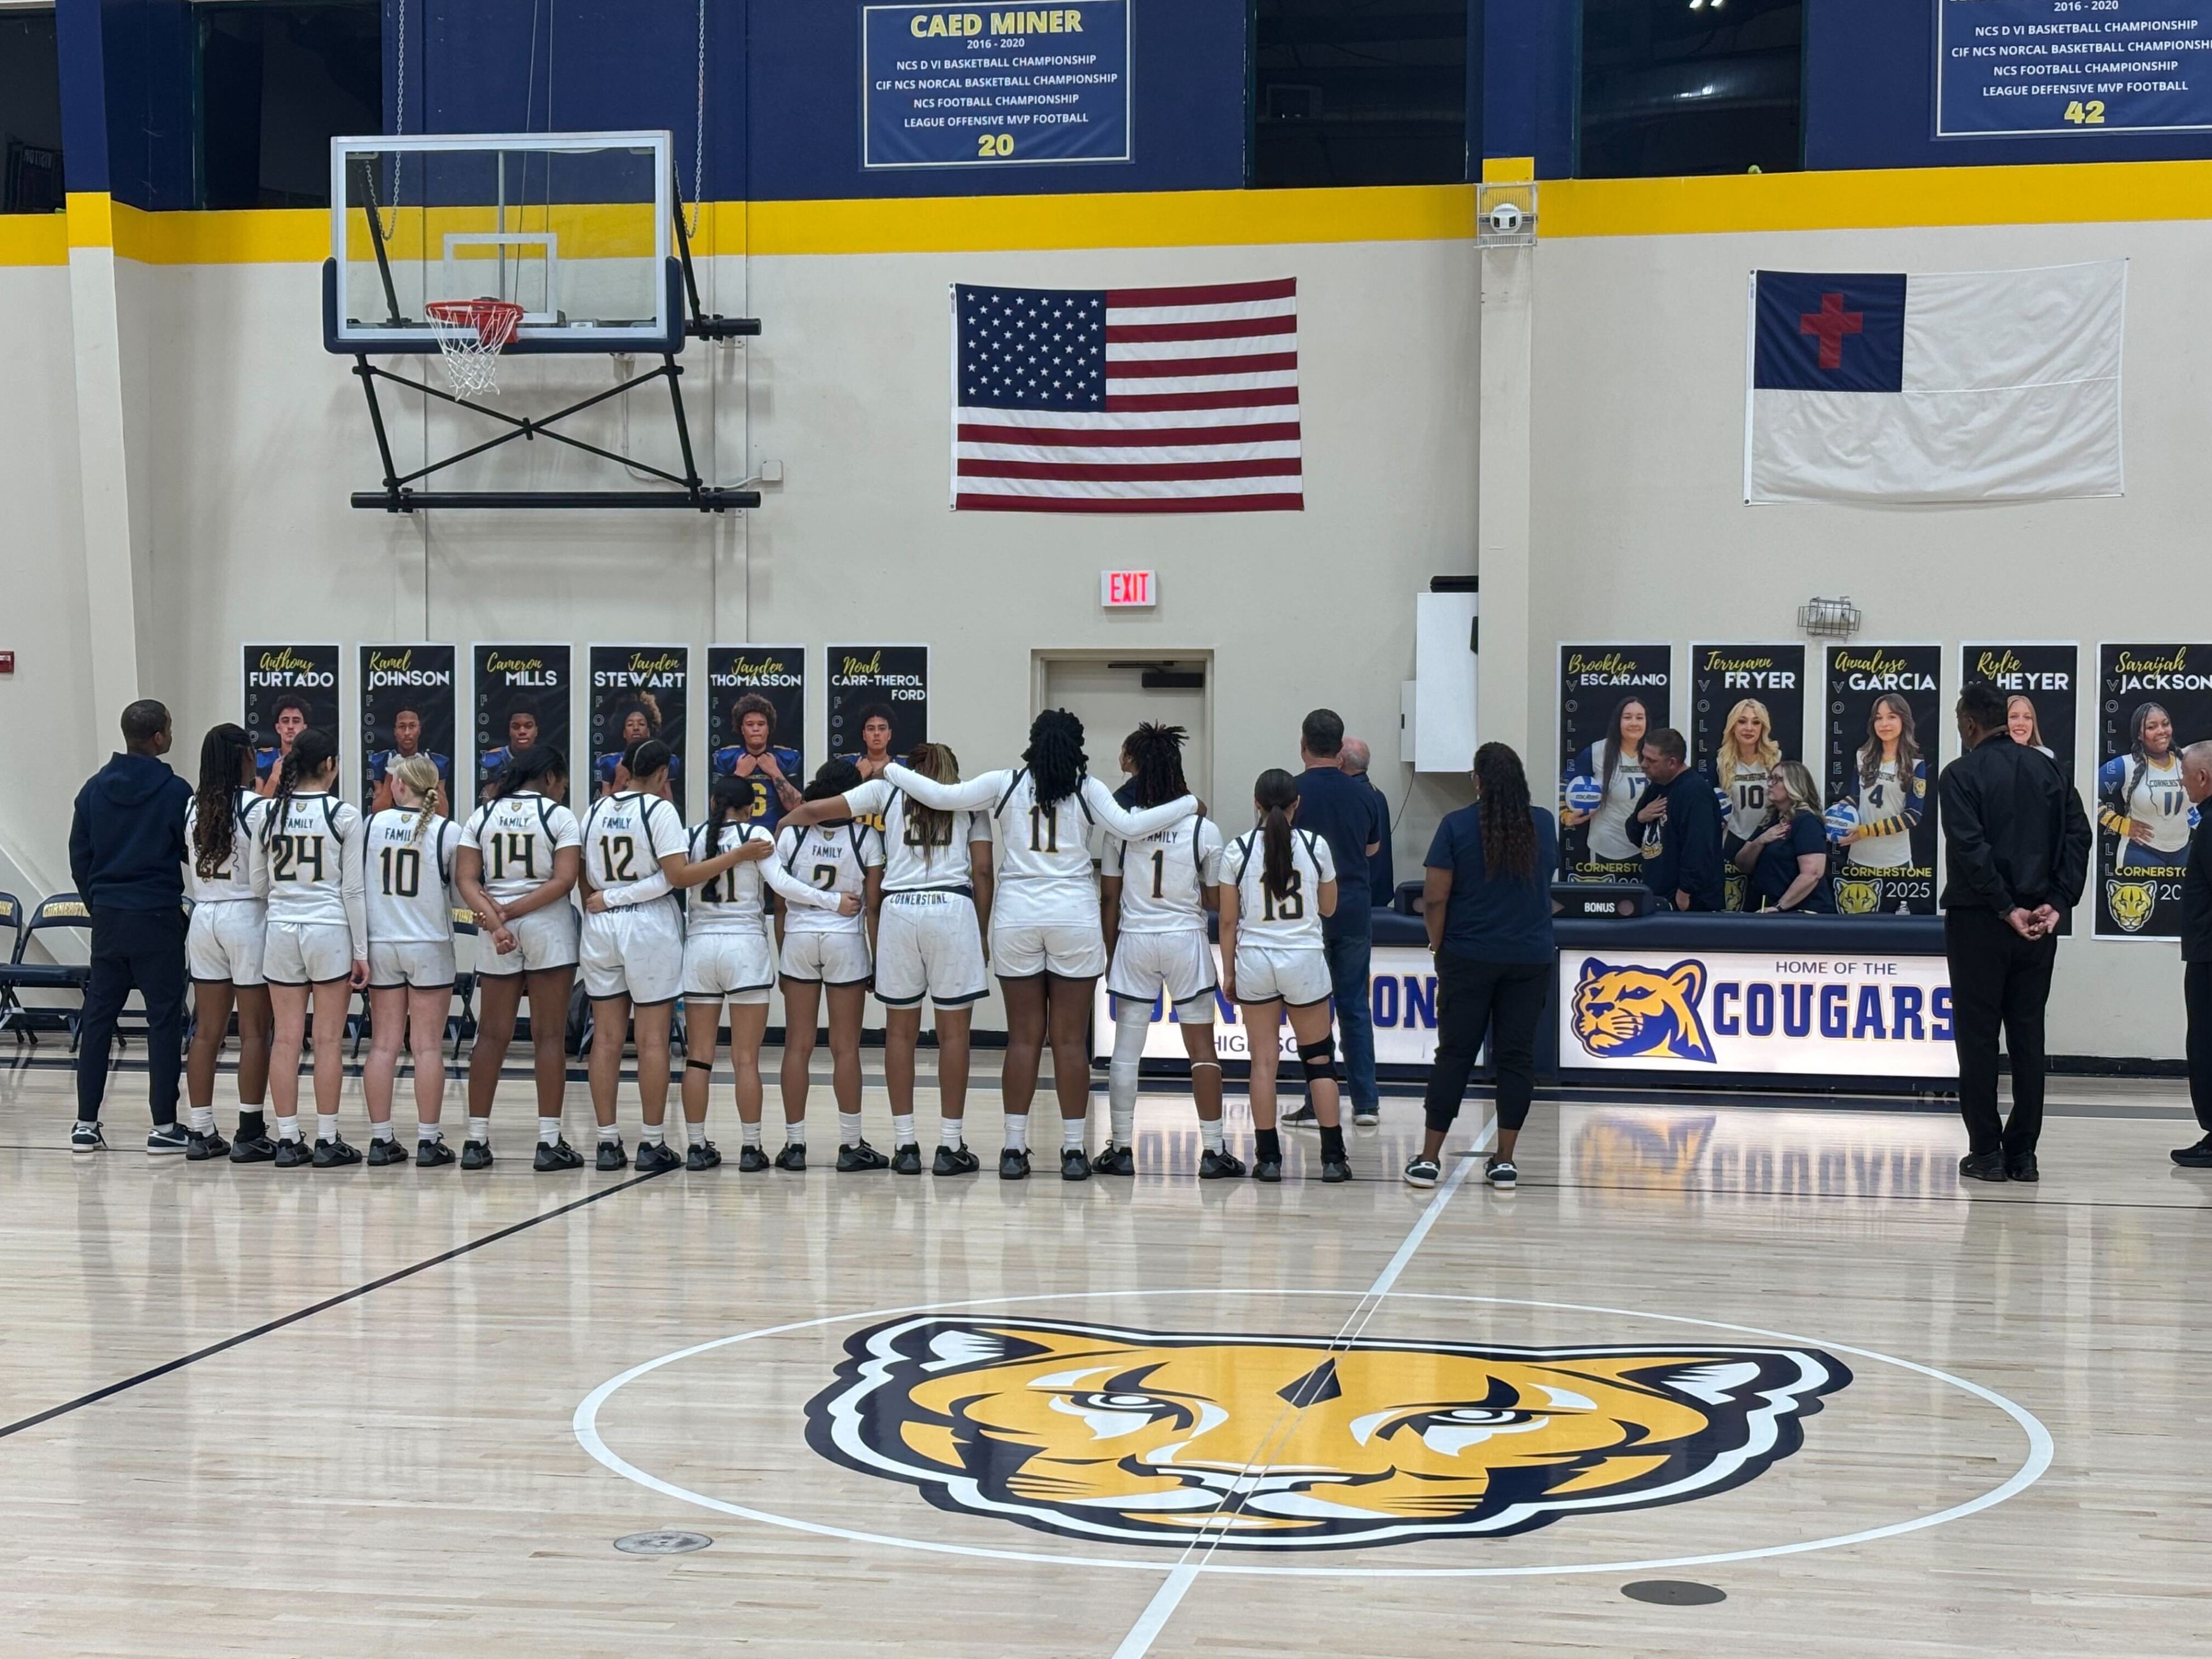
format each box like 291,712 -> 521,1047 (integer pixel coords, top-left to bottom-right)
1404,743 -> 1556,1192
1732,762 -> 1835,914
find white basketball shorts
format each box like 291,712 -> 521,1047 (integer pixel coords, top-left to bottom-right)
186,902 -> 266,987
369,940 -> 457,990
682,929 -> 775,1005
874,892 -> 988,1009
779,929 -> 873,987
1108,928 -> 1219,1022
993,921 -> 1108,980
475,903 -> 581,978
1232,944 -> 1332,1008
579,903 -> 685,1006
264,921 -> 355,987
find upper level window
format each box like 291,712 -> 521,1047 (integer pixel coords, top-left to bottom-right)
195,1 -> 380,209
1252,0 -> 1470,188
0,7 -> 63,214
1578,0 -> 1802,177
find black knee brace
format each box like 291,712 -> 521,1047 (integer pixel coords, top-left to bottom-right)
685,1058 -> 715,1073
1298,1035 -> 1338,1084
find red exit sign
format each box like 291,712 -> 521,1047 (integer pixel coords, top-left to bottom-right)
0,651 -> 13,675
1100,570 -> 1156,608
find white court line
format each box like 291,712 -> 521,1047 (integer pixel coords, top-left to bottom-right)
1106,1129 -> 1491,1658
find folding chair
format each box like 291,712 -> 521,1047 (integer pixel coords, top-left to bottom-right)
0,893 -> 93,1044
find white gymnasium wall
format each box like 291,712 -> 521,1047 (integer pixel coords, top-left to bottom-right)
1526,217 -> 2212,1059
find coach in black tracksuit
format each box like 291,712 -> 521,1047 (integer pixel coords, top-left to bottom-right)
1939,681 -> 2091,1185
67,700 -> 192,1152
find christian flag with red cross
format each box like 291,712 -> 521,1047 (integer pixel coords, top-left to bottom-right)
1744,263 -> 2126,506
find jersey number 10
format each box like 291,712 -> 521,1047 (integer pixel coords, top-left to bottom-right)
379,844 -> 422,898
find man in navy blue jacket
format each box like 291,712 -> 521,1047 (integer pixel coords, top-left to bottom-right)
67,700 -> 192,1153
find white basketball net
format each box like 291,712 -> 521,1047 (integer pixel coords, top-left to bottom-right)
423,299 -> 525,399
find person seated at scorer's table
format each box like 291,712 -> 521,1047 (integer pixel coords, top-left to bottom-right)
2099,702 -> 2194,872
368,704 -> 452,814
1835,693 -> 1926,874
1633,727 -> 1724,911
1729,762 -> 1835,914
594,694 -> 678,799
713,692 -> 802,831
253,693 -> 309,796
1559,695 -> 1650,870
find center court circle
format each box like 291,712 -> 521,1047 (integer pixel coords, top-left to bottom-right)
573,1288 -> 2054,1579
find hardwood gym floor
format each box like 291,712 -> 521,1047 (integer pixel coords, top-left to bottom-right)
0,1054 -> 2205,1657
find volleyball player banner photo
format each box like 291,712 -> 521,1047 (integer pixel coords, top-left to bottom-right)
707,645 -> 805,789
1691,645 -> 1806,912
1822,646 -> 1941,916
359,645 -> 455,815
1963,643 -> 2079,937
1744,261 -> 2125,505
242,643 -> 340,791
829,645 -> 929,762
950,278 -> 1302,513
1556,646 -> 1671,884
472,644 -> 571,806
589,646 -> 689,812
2093,643 -> 2212,941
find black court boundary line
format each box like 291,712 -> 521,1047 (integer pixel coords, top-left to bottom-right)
0,1166 -> 673,1444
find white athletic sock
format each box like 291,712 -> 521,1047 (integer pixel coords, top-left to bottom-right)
538,1115 -> 562,1146
687,1120 -> 707,1147
1109,1000 -> 1149,1146
1201,1119 -> 1225,1154
642,1124 -> 664,1147
188,1105 -> 215,1135
892,1112 -> 915,1146
418,1122 -> 442,1142
599,1123 -> 622,1144
371,1122 -> 395,1143
1060,1116 -> 1087,1154
275,1115 -> 300,1142
468,1115 -> 491,1146
940,1119 -> 965,1149
1110,1103 -> 1135,1150
741,1122 -> 764,1149
316,1113 -> 340,1144
1004,1116 -> 1029,1154
785,1121 -> 807,1145
839,1111 -> 865,1147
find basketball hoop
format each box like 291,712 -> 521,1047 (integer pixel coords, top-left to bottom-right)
423,298 -> 525,398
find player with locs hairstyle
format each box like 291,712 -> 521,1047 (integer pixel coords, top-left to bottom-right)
362,754 -> 460,1165
594,694 -> 678,799
771,760 -> 886,1171
576,740 -> 758,1174
783,743 -> 994,1176
1220,768 -> 1350,1184
1098,724 -> 1241,1178
249,728 -> 368,1167
183,724 -> 273,1161
868,710 -> 1197,1182
456,745 -> 582,1171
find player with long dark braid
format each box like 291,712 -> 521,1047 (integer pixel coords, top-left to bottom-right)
183,724 -> 273,1159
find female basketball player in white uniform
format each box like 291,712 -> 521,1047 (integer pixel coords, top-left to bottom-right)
1097,724 -> 1241,1179
2100,702 -> 2192,870
1843,694 -> 1926,875
456,746 -> 582,1172
784,743 -> 994,1177
249,728 -> 367,1168
575,740 -> 758,1175
869,710 -> 1195,1181
1219,768 -> 1349,1184
183,724 -> 271,1161
771,760 -> 887,1172
362,754 -> 459,1166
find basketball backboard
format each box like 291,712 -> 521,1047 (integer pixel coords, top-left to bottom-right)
325,130 -> 680,355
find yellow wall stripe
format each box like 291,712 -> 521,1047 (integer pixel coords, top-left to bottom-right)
0,213 -> 67,267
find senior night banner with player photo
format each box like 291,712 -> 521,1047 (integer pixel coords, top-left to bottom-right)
1823,646 -> 1941,916
1557,646 -> 1671,883
589,646 -> 690,811
2094,644 -> 2212,941
1691,644 -> 1807,910
830,645 -> 931,763
243,644 -> 340,792
359,645 -> 455,815
707,644 -> 805,782
473,644 -> 571,806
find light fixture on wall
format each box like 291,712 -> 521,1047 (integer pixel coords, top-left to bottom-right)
1797,596 -> 1862,638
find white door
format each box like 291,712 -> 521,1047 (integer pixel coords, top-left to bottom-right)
1037,656 -> 1213,813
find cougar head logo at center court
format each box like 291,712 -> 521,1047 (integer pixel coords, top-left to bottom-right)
2105,879 -> 2156,934
1571,959 -> 1717,1063
803,1317 -> 1849,1550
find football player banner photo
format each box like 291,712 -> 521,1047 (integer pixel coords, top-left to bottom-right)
359,645 -> 456,815
2094,643 -> 2212,941
589,646 -> 690,811
473,644 -> 571,806
243,643 -> 340,792
1691,644 -> 1807,911
707,643 -> 806,786
1556,646 -> 1671,883
829,645 -> 930,766
1963,643 -> 2080,937
1822,645 -> 1941,916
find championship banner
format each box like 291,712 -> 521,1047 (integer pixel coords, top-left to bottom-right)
243,643 -> 340,793
2093,643 -> 2212,940
472,644 -> 571,807
1937,0 -> 2212,138
589,646 -> 690,810
1556,646 -> 1671,884
359,645 -> 456,814
1823,646 -> 1941,915
707,645 -> 806,787
1963,643 -> 2080,935
1560,948 -> 1956,1080
1691,644 -> 1806,909
830,645 -> 930,764
1096,946 -> 1441,1066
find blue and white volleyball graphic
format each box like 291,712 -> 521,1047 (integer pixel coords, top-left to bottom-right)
1563,774 -> 1604,813
1823,800 -> 1859,843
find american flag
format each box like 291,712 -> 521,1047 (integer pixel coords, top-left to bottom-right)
952,278 -> 1302,513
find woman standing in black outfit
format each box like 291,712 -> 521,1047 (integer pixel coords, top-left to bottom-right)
1405,744 -> 1556,1192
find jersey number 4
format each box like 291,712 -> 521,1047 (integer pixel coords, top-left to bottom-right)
488,831 -> 537,882
268,834 -> 326,884
379,844 -> 422,898
1262,870 -> 1305,922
